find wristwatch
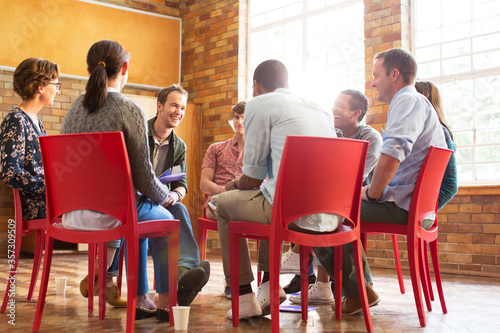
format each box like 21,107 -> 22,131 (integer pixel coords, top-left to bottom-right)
365,187 -> 378,202
232,180 -> 238,189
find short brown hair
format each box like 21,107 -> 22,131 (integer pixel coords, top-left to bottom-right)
157,84 -> 188,105
232,101 -> 246,116
374,48 -> 417,85
13,57 -> 60,100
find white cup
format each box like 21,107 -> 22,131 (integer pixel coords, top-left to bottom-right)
172,306 -> 190,331
55,277 -> 67,296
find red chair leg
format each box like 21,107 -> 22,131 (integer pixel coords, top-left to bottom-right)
429,240 -> 447,314
407,238 -> 426,327
334,245 -> 343,320
353,240 -> 374,332
299,245 -> 310,321
422,241 -> 435,301
229,230 -> 241,327
360,233 -> 367,253
32,236 -> 55,332
168,228 -> 180,324
125,236 -> 139,333
27,230 -> 45,301
418,240 -> 432,312
98,243 -> 107,320
88,244 -> 96,313
391,235 -> 405,294
117,245 -> 124,295
270,239 -> 282,332
256,241 -> 262,286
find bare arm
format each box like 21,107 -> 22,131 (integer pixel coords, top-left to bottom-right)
361,153 -> 400,201
225,173 -> 263,191
200,168 -> 226,195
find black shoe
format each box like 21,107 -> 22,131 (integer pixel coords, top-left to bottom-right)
224,285 -> 231,299
156,306 -> 169,322
283,274 -> 316,294
198,259 -> 210,290
136,306 -> 156,320
177,266 -> 206,305
177,261 -> 210,306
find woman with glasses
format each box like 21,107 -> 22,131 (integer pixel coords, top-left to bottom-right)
0,57 -> 61,221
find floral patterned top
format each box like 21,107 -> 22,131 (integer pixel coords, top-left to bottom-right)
1,107 -> 46,220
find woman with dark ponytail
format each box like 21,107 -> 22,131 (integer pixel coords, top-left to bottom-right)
62,40 -> 177,321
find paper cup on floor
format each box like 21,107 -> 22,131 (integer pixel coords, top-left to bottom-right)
55,277 -> 67,296
173,306 -> 190,331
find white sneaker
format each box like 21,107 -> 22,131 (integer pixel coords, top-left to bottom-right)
280,249 -> 300,274
257,281 -> 287,316
227,293 -> 262,320
289,281 -> 334,305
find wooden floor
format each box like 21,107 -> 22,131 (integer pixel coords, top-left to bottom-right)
1,252 -> 499,332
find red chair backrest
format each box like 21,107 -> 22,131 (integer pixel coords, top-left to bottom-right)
408,146 -> 453,234
272,136 -> 368,234
39,132 -> 138,241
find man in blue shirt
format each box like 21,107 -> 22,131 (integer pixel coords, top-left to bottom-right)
314,48 -> 447,316
216,59 -> 337,320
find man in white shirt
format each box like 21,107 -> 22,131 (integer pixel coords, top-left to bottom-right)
216,59 -> 337,320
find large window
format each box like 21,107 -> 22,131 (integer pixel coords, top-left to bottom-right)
248,0 -> 364,110
412,0 -> 500,185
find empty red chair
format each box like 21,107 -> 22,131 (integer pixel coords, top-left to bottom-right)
1,188 -> 46,313
228,136 -> 373,332
361,146 -> 452,327
32,132 -> 180,332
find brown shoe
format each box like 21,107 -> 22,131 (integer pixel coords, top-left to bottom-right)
331,283 -> 380,315
79,275 -> 98,298
104,284 -> 127,308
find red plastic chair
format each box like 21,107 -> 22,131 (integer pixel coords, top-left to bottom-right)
198,195 -> 262,286
360,146 -> 452,327
1,188 -> 46,313
32,132 -> 180,332
228,136 -> 373,332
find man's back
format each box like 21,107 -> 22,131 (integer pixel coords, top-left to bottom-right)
243,88 -> 336,204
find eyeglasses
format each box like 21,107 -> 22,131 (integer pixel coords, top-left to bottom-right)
48,82 -> 62,91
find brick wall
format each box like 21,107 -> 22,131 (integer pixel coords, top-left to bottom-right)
180,0 -> 247,153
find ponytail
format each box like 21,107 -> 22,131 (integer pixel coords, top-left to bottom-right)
82,40 -> 130,113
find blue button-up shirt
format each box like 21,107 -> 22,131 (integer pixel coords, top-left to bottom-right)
378,85 -> 447,211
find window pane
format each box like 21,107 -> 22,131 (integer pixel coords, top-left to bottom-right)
442,56 -> 471,75
419,61 -> 441,78
473,0 -> 500,20
416,45 -> 441,62
473,32 -> 500,52
474,50 -> 500,71
477,130 -> 500,145
457,164 -> 473,181
442,40 -> 470,58
454,131 -> 474,146
456,147 -> 473,163
476,146 -> 500,162
476,163 -> 500,180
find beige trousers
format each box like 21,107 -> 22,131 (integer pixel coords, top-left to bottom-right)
216,189 -> 273,286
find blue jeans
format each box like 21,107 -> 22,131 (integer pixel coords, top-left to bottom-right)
165,202 -> 200,270
112,196 -> 200,295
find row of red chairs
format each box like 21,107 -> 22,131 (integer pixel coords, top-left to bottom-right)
1,133 -> 451,332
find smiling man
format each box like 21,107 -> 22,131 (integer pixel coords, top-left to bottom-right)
147,84 -> 210,306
